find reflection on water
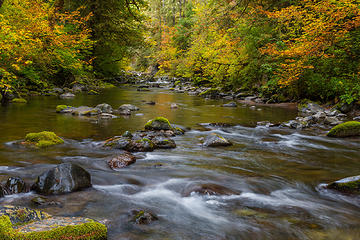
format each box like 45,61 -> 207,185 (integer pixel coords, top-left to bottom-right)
0,87 -> 360,239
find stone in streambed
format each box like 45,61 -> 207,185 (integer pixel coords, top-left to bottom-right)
222,102 -> 237,107
327,121 -> 360,138
103,137 -> 155,152
326,175 -> 360,193
4,177 -> 28,195
11,98 -> 27,104
59,92 -> 75,99
95,103 -> 113,113
130,210 -> 158,225
0,205 -> 107,240
203,134 -> 232,147
72,106 -> 101,116
183,183 -> 238,197
56,105 -> 72,113
32,163 -> 91,195
31,196 -> 61,207
24,131 -> 64,148
108,152 -> 136,170
145,117 -> 172,131
118,104 -> 139,111
152,137 -> 176,149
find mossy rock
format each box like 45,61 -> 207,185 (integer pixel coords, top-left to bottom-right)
327,121 -> 360,138
0,206 -> 107,240
145,117 -> 172,131
11,98 -> 27,104
55,105 -> 71,113
326,175 -> 360,193
88,90 -> 100,95
24,131 -> 64,148
199,88 -> 219,98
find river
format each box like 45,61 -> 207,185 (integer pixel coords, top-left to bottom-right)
0,86 -> 360,239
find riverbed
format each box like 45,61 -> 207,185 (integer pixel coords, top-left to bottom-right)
0,86 -> 360,239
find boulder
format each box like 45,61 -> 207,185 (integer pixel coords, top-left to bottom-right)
118,109 -> 131,115
152,137 -> 176,149
72,106 -> 101,116
104,137 -> 155,152
222,102 -> 237,107
24,131 -> 64,148
59,92 -> 75,99
56,105 -> 72,113
327,121 -> 360,137
4,177 -> 28,195
145,117 -> 172,131
108,152 -> 136,170
32,163 -> 92,195
130,210 -> 158,225
118,104 -> 139,111
326,175 -> 360,193
0,206 -> 107,240
203,134 -> 232,147
95,103 -> 113,113
324,116 -> 342,126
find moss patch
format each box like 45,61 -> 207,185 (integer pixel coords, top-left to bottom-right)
11,98 -> 27,104
24,131 -> 64,148
55,105 -> 71,113
88,90 -> 99,95
144,117 -> 172,130
327,121 -> 360,138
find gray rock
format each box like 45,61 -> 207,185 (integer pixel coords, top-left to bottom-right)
59,93 -> 75,99
145,118 -> 172,131
118,104 -> 139,111
118,109 -> 131,115
203,134 -> 232,147
95,103 -> 113,113
222,102 -> 237,107
313,111 -> 326,121
99,113 -> 117,119
32,163 -> 91,195
353,116 -> 360,121
72,106 -> 101,116
324,116 -> 343,126
245,96 -> 257,101
5,177 -> 28,195
152,137 -> 176,149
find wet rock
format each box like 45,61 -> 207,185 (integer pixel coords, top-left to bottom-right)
145,101 -> 156,105
52,88 -> 64,94
122,131 -> 133,138
145,117 -> 172,131
59,92 -> 75,99
183,183 -> 238,197
130,210 -> 158,225
108,152 -> 136,170
327,121 -> 360,137
118,104 -> 139,111
72,84 -> 86,92
324,116 -> 342,126
88,90 -> 99,95
24,131 -> 64,148
11,98 -> 27,104
118,109 -> 131,115
32,163 -> 92,195
104,137 -> 155,152
300,102 -> 324,116
222,102 -> 237,107
95,103 -> 113,113
326,175 -> 360,193
152,137 -> 176,149
5,177 -> 28,195
313,111 -> 326,121
199,88 -> 220,99
245,96 -> 257,101
0,184 -> 5,198
56,105 -> 73,113
170,103 -> 178,109
31,196 -> 61,206
99,113 -> 117,119
0,205 -> 107,239
72,106 -> 101,116
257,121 -> 275,128
203,134 -> 232,147
354,116 -> 360,121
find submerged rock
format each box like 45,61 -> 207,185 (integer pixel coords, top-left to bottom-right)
152,137 -> 176,149
4,177 -> 28,195
0,205 -> 107,239
130,210 -> 158,225
11,98 -> 27,104
145,117 -> 172,131
32,163 -> 92,195
24,131 -> 64,148
183,183 -> 238,197
326,175 -> 360,193
327,121 -> 360,137
222,102 -> 237,107
203,134 -> 232,147
59,92 -> 75,99
31,196 -> 61,206
72,106 -> 101,116
108,152 -> 136,170
118,104 -> 139,111
95,103 -> 113,113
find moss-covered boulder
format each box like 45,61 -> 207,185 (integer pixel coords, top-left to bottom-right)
326,175 -> 360,193
55,105 -> 72,113
11,98 -> 27,104
0,206 -> 107,240
24,131 -> 64,148
145,117 -> 172,131
327,121 -> 360,138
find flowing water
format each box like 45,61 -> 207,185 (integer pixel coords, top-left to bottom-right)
0,86 -> 360,239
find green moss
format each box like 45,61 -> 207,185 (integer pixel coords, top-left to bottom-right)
88,90 -> 99,95
169,88 -> 175,91
11,98 -> 27,104
0,215 -> 107,240
144,117 -> 172,130
25,131 -> 64,148
327,121 -> 360,138
55,105 -> 71,113
174,80 -> 181,86
337,180 -> 360,190
199,88 -> 218,97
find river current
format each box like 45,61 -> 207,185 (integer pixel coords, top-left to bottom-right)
0,86 -> 359,239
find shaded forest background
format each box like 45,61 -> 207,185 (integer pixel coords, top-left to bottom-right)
0,0 -> 359,104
